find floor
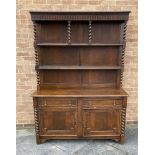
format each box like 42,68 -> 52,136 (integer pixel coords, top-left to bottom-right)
16,124 -> 138,155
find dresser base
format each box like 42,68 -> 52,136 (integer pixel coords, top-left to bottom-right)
33,91 -> 127,144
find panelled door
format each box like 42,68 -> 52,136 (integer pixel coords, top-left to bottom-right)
81,98 -> 122,137
38,98 -> 78,136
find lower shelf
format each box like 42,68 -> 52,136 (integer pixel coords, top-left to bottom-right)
33,93 -> 127,144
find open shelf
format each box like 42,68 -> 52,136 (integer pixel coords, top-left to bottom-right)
36,65 -> 122,70
37,43 -> 123,46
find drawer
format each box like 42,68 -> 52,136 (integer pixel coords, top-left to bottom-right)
82,98 -> 122,109
38,98 -> 77,107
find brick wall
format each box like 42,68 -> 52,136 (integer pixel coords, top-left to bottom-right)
16,0 -> 138,124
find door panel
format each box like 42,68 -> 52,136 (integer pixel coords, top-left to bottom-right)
82,98 -> 122,137
40,109 -> 77,135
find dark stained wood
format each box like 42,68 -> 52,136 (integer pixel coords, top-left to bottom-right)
39,70 -> 119,88
30,11 -> 130,144
80,47 -> 120,66
38,46 -> 120,66
71,21 -> 89,43
37,21 -> 67,43
92,21 -> 121,44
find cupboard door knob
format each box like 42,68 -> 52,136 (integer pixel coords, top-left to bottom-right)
44,101 -> 47,106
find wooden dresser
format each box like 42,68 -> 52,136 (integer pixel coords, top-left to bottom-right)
30,11 -> 130,144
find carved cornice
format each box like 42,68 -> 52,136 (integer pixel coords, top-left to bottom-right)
30,11 -> 130,21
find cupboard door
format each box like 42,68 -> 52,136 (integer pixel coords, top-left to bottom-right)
38,98 -> 77,136
82,98 -> 122,137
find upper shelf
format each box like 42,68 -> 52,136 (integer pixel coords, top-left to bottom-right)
37,43 -> 123,47
36,65 -> 122,70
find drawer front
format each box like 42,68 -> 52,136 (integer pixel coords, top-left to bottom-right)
82,98 -> 122,109
38,98 -> 77,108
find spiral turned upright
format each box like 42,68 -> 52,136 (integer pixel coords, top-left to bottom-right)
120,22 -> 127,87
89,20 -> 92,43
34,107 -> 39,135
121,107 -> 126,137
33,22 -> 40,85
68,20 -> 71,43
